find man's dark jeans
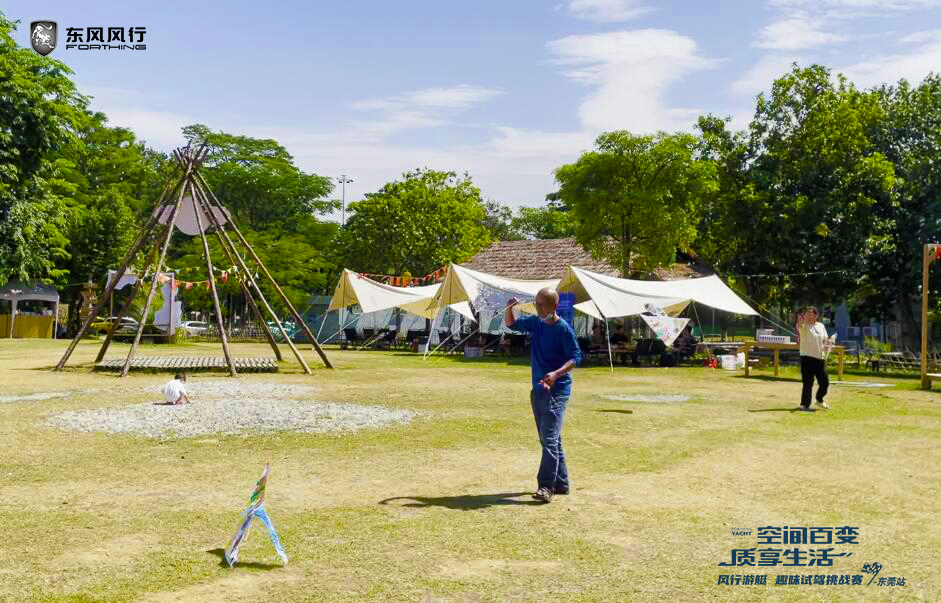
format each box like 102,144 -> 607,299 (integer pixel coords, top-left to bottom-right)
530,387 -> 570,492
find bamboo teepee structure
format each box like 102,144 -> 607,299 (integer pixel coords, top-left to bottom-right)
55,145 -> 333,376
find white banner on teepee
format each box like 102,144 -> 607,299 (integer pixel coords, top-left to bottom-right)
641,315 -> 690,347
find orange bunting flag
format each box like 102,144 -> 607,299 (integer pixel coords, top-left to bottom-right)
936,246 -> 941,261
221,271 -> 229,284
185,282 -> 194,290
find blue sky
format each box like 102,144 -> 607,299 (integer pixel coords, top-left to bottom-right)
9,0 -> 941,217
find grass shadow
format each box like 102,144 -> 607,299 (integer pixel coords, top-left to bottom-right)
596,409 -> 634,414
206,548 -> 283,570
733,374 -> 800,382
379,492 -> 542,510
748,408 -> 817,413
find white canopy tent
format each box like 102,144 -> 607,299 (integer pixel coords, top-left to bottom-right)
559,266 -> 757,319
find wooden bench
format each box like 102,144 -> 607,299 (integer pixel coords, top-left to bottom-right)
95,356 -> 278,373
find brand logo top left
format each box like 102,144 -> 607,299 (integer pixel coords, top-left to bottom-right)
30,21 -> 57,56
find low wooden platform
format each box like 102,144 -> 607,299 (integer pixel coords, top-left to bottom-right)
95,357 -> 278,373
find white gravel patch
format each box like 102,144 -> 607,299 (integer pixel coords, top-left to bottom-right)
44,379 -> 420,439
0,389 -> 101,404
601,393 -> 692,403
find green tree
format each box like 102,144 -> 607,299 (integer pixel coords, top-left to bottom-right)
553,130 -> 716,277
512,206 -> 577,240
337,169 -> 492,276
172,225 -> 337,321
864,74 -> 941,346
0,13 -> 86,283
182,124 -> 335,231
482,200 -> 520,241
696,65 -> 895,309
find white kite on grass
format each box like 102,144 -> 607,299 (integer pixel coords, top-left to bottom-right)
224,463 -> 288,567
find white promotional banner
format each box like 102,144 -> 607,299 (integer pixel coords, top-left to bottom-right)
641,315 -> 690,346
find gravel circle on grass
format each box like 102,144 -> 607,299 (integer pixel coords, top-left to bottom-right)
44,379 -> 420,439
601,393 -> 692,403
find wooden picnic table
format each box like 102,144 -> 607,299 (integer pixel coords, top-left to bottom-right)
741,341 -> 844,380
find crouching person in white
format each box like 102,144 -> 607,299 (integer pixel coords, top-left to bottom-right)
162,373 -> 190,405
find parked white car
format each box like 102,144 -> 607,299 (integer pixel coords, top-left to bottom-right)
180,320 -> 208,336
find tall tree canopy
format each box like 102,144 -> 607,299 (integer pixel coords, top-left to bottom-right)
696,65 -> 896,310
336,169 -> 492,276
0,14 -> 86,283
554,131 -> 717,277
182,124 -> 335,231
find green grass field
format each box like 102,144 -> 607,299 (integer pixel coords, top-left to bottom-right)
1,339 -> 939,602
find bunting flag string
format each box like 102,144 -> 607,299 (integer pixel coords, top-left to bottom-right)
355,265 -> 449,287
164,267 -> 239,291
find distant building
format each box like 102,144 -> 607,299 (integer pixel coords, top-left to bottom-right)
465,238 -> 713,281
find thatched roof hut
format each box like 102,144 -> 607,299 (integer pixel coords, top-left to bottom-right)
464,238 -> 713,281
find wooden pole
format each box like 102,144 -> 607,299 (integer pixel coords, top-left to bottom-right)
120,158 -> 196,377
922,243 -> 931,389
197,200 -> 283,361
193,170 -> 333,369
188,175 -> 311,374
190,182 -> 237,376
95,230 -> 164,363
54,193 -> 170,370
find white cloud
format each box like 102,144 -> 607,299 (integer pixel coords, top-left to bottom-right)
731,55 -> 802,96
75,81 -> 579,209
755,15 -> 848,49
770,0 -> 941,11
353,85 -> 502,111
547,29 -> 718,133
841,29 -> 941,86
566,0 -> 653,22
81,85 -> 196,149
348,84 -> 502,141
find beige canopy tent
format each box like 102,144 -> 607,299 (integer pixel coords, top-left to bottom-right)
426,263 -> 559,317
328,269 -> 474,320
559,266 -> 757,318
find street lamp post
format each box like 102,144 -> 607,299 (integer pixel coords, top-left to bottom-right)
337,175 -> 353,226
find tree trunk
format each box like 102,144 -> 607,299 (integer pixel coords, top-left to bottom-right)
621,218 -> 632,279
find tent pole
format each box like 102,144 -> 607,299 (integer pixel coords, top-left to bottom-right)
316,309 -> 329,341
188,173 -> 307,373
190,182 -> 237,377
604,314 -> 614,372
121,163 -> 193,377
193,170 -> 332,369
9,298 -> 16,339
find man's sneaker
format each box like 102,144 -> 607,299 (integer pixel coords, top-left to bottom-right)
815,400 -> 830,409
532,487 -> 553,503
796,406 -> 814,412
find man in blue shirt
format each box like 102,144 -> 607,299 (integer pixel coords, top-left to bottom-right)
504,288 -> 581,503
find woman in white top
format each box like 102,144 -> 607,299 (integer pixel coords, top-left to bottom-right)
795,307 -> 835,411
